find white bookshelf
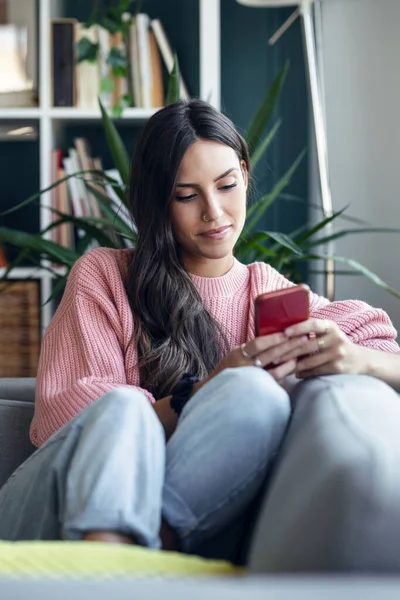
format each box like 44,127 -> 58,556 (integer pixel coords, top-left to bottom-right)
2,0 -> 221,335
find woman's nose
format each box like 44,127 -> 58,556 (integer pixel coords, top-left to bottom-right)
203,196 -> 223,222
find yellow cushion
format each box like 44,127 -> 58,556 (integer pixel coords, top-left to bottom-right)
0,541 -> 243,579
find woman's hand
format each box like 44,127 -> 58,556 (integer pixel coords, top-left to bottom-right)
277,318 -> 364,378
204,331 -> 311,386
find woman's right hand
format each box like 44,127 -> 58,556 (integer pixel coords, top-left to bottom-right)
199,332 -> 310,389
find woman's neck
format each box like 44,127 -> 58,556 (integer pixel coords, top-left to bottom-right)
184,254 -> 235,278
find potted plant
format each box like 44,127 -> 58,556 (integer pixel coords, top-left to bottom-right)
1,58 -> 400,303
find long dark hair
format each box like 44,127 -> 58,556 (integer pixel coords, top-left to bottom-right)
126,99 -> 250,399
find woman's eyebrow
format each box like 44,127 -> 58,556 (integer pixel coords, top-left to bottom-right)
176,167 -> 238,188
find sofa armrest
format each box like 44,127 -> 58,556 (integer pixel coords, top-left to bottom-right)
0,378 -> 36,403
0,398 -> 36,488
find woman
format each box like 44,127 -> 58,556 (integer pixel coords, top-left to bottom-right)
1,99 -> 400,571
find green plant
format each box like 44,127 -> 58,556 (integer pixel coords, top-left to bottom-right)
76,0 -> 141,117
2,58 -> 400,302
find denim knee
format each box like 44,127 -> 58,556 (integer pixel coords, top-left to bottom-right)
85,386 -> 162,436
208,367 -> 291,452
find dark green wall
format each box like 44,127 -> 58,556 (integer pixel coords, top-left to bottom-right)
221,0 -> 308,235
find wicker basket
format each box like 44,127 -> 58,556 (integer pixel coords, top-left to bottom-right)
0,280 -> 40,377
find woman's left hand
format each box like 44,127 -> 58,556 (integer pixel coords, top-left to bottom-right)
277,318 -> 365,379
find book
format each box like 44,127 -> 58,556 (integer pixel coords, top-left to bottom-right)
150,19 -> 189,100
149,30 -> 164,107
74,137 -> 102,219
51,149 -> 63,245
108,29 -> 131,108
57,166 -> 74,250
51,19 -> 77,107
97,25 -> 112,109
68,148 -> 92,217
136,13 -> 152,109
128,18 -> 142,107
0,243 -> 7,268
62,155 -> 85,220
103,167 -> 136,246
75,23 -> 100,109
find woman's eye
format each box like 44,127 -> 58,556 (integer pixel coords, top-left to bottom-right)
220,182 -> 237,192
176,193 -> 196,202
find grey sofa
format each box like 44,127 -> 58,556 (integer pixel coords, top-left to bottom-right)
0,378 -> 36,488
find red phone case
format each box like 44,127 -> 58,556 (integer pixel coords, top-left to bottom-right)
255,286 -> 310,337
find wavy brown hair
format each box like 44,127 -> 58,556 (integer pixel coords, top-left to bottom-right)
126,99 -> 250,399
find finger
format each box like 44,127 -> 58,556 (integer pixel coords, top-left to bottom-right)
273,331 -> 336,365
296,348 -> 338,373
284,318 -> 332,339
268,359 -> 297,382
256,335 -> 309,366
296,363 -> 335,379
246,332 -> 288,357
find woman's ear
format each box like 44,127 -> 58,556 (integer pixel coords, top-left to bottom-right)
240,160 -> 249,190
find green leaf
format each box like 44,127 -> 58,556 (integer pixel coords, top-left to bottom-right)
81,172 -> 127,204
44,276 -> 68,306
122,93 -> 133,107
85,182 -> 136,242
45,209 -> 123,249
250,119 -> 282,171
98,97 -> 130,185
245,61 -> 289,157
302,253 -> 400,300
75,37 -> 99,63
0,168 -> 123,216
111,104 -> 124,118
0,249 -> 32,281
245,149 -> 307,233
0,228 -> 79,266
294,207 -> 348,244
107,46 -> 128,77
102,15 -> 121,34
305,227 -> 400,249
259,231 -> 304,255
100,77 -> 115,93
166,54 -> 181,105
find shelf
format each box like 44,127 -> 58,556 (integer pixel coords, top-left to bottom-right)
0,267 -> 66,280
0,108 -> 42,120
48,107 -> 159,121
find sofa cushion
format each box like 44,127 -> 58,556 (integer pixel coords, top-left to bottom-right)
0,378 -> 36,403
0,399 -> 35,488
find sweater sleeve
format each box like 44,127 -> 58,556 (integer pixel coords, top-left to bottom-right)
309,292 -> 400,353
253,262 -> 399,353
30,253 -> 155,448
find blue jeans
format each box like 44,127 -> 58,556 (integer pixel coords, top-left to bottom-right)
0,367 -> 290,556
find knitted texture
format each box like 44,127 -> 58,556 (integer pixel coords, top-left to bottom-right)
31,247 -> 399,447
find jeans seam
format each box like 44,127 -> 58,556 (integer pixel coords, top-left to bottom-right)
175,457 -> 270,542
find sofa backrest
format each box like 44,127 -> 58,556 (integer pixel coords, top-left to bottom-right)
0,378 -> 36,489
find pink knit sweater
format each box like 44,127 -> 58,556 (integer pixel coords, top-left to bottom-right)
31,247 -> 399,447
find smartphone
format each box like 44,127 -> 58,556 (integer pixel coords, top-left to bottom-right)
255,285 -> 310,337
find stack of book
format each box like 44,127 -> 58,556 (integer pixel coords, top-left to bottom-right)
51,139 -> 133,250
51,14 -> 189,110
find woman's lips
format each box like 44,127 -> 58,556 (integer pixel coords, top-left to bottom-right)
199,225 -> 232,240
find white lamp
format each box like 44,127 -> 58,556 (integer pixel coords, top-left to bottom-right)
237,0 -> 334,299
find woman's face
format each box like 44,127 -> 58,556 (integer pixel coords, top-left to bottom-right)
170,139 -> 248,277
